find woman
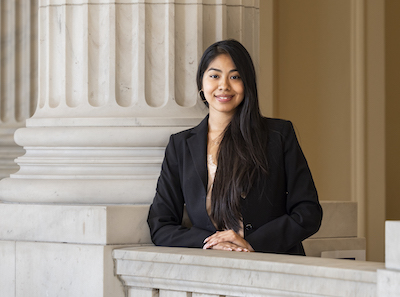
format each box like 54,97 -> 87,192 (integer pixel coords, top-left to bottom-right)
147,39 -> 322,255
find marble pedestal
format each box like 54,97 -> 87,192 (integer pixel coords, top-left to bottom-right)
0,204 -> 150,297
0,241 -> 126,297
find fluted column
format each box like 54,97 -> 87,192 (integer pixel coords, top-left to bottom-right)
0,0 -> 38,179
0,0 -> 260,204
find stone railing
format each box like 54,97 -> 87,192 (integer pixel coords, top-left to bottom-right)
113,246 -> 382,297
113,221 -> 400,297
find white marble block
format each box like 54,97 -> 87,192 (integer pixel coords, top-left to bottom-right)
0,204 -> 151,244
385,220 -> 400,270
377,269 -> 400,297
0,241 -> 16,297
376,221 -> 400,297
15,241 -> 126,297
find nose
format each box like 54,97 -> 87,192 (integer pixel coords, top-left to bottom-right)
218,76 -> 230,90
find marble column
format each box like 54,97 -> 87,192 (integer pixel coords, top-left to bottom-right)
0,0 -> 38,179
0,1 -> 260,296
0,0 -> 260,204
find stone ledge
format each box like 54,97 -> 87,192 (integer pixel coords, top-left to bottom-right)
114,245 -> 384,297
0,201 -> 359,246
0,204 -> 151,244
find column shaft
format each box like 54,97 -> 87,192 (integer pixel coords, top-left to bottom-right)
0,0 -> 38,179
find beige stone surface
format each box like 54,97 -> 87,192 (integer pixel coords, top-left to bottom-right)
303,237 -> 366,258
311,201 -> 357,238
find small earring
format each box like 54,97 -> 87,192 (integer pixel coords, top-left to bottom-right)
198,89 -> 206,102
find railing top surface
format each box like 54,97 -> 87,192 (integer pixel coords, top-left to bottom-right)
113,245 -> 384,282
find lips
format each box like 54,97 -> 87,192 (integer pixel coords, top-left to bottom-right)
215,95 -> 234,102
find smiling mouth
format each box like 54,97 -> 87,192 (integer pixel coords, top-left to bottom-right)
215,95 -> 234,102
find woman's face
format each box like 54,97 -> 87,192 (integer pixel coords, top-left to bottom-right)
202,54 -> 244,118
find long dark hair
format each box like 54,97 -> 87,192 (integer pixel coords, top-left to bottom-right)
197,39 -> 269,232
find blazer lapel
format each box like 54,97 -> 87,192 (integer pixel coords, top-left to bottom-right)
187,115 -> 209,191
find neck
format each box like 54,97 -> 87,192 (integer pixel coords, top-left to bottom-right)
208,111 -> 234,133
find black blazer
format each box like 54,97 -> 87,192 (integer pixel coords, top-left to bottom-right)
147,116 -> 322,255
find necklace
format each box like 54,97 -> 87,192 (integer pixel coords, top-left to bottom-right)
208,133 -> 222,146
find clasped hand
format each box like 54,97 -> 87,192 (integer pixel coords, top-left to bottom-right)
203,230 -> 254,252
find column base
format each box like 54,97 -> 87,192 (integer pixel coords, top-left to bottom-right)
1,125 -> 202,204
0,178 -> 158,204
0,127 -> 25,179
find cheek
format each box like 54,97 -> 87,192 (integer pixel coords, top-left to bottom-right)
235,86 -> 245,105
234,83 -> 245,97
202,80 -> 215,95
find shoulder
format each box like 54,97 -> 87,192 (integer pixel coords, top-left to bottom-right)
259,117 -> 300,152
261,116 -> 292,127
261,117 -> 294,136
170,127 -> 196,141
170,116 -> 208,141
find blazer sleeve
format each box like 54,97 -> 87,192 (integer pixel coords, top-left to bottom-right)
245,121 -> 323,253
147,135 -> 214,248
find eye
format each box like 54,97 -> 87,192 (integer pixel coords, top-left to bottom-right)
210,74 -> 219,79
230,75 -> 241,80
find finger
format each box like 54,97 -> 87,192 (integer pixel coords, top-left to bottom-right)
215,233 -> 242,246
203,231 -> 222,243
211,242 -> 249,252
204,230 -> 236,243
208,242 -> 235,251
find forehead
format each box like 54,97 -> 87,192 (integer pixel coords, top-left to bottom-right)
206,53 -> 237,71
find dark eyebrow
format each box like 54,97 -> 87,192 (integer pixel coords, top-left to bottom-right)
207,68 -> 239,73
